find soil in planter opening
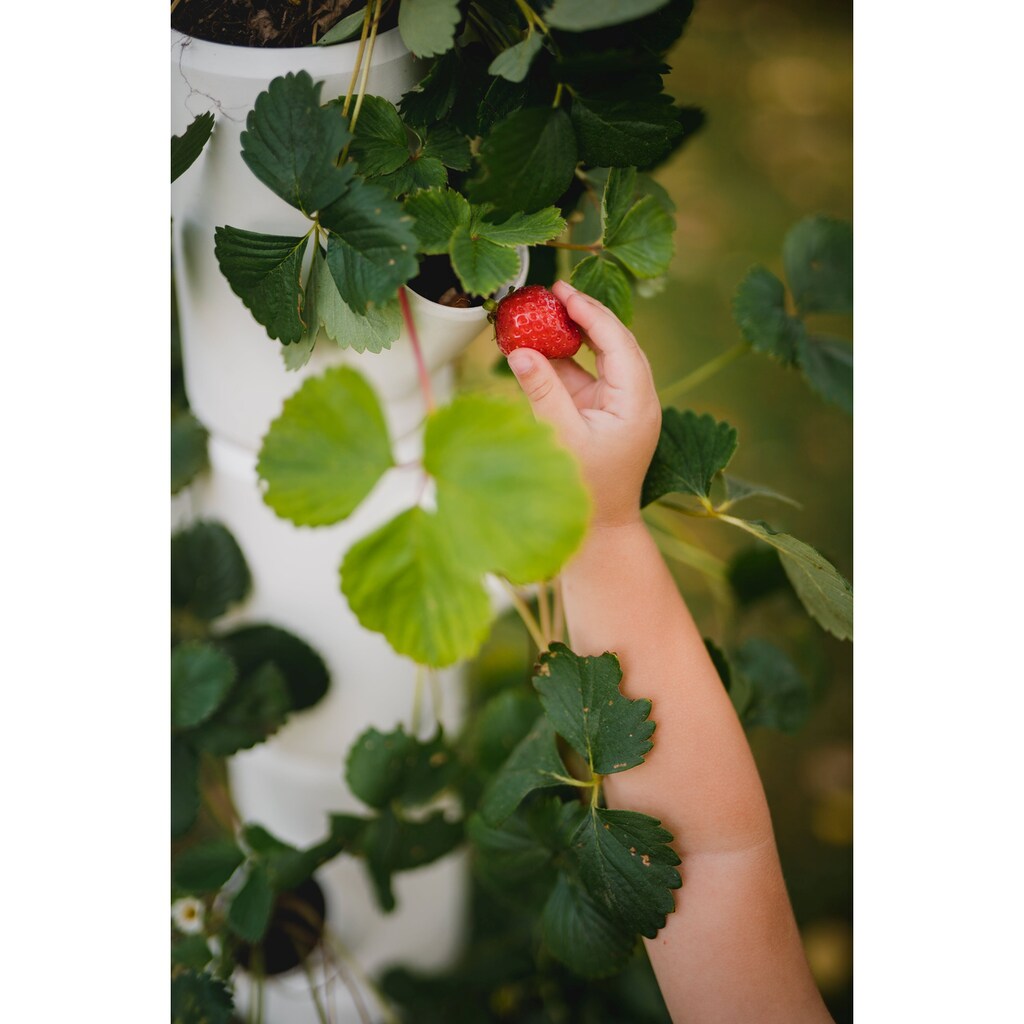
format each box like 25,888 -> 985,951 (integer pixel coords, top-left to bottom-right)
408,254 -> 485,309
172,0 -> 399,48
233,878 -> 326,976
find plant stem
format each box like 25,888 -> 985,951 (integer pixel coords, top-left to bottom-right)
398,287 -> 435,413
300,952 -> 332,1024
657,341 -> 750,405
170,0 -> 184,14
499,578 -> 547,652
552,82 -> 564,109
552,576 -> 565,643
341,3 -> 373,119
645,510 -> 728,582
324,930 -> 401,1024
348,0 -> 384,135
543,240 -> 601,252
514,0 -> 548,34
537,581 -> 552,644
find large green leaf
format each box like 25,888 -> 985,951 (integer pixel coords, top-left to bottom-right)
449,226 -> 521,297
214,226 -> 310,344
542,871 -> 636,977
570,806 -> 680,938
374,155 -> 448,198
240,71 -> 353,214
797,333 -> 853,414
783,215 -> 853,314
468,107 -> 578,214
532,644 -> 654,775
730,639 -> 811,734
171,971 -> 234,1024
171,738 -> 200,838
722,517 -> 853,640
346,725 -> 416,809
641,409 -> 738,506
348,95 -> 412,177
421,123 -> 472,170
404,187 -> 471,254
425,394 -> 590,584
603,195 -> 674,279
601,166 -> 639,240
479,718 -> 572,825
228,863 -> 275,943
545,0 -> 671,30
571,255 -> 633,324
733,266 -> 802,365
320,177 -> 419,312
340,507 -> 493,668
171,641 -> 237,730
171,521 -> 252,622
398,49 -> 460,128
171,411 -> 208,494
476,206 -> 566,247
172,840 -> 245,893
571,93 -> 684,168
467,804 -> 559,888
398,0 -> 461,57
257,365 -> 394,526
171,111 -> 215,184
488,32 -> 544,83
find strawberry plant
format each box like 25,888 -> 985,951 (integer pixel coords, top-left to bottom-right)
171,2 -> 853,1021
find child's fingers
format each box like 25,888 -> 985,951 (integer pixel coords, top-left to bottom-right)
506,348 -> 585,441
550,357 -> 596,400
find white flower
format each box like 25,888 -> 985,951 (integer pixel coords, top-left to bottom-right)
172,896 -> 205,935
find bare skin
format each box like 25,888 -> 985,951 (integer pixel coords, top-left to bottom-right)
506,280 -> 834,1024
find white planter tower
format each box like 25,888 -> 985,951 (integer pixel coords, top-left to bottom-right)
171,27 -> 526,1022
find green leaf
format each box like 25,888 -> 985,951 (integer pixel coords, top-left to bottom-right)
570,807 -> 680,938
571,93 -> 684,169
320,177 -> 419,312
542,871 -> 635,977
240,71 -> 353,214
424,394 -> 591,584
641,409 -> 738,506
545,0 -> 671,31
214,226 -> 310,344
346,726 -> 416,809
171,738 -> 200,838
171,934 -> 213,971
470,690 -> 542,774
404,188 -> 471,254
340,507 -> 493,668
421,123 -> 472,170
397,729 -> 460,807
398,0 -> 461,57
242,823 -> 352,892
257,365 -> 394,526
398,49 -> 460,128
171,111 -> 215,183
317,5 -> 368,45
732,266 -> 802,365
189,662 -> 292,756
450,225 -> 522,297
468,107 -> 578,214
797,334 -> 853,414
488,32 -> 544,83
533,644 -> 654,775
171,521 -> 252,622
171,971 -> 234,1024
375,155 -> 448,197
480,717 -> 571,825
214,623 -> 329,712
171,411 -> 208,494
349,95 -> 412,176
731,639 -> 811,734
604,195 -> 674,278
173,840 -> 245,894
726,545 -> 790,607
171,641 -> 237,730
571,255 -> 633,324
723,518 -> 853,641
717,474 -> 800,512
228,864 -> 275,943
467,806 -> 558,888
601,166 -> 638,239
476,206 -> 566,247
783,215 -> 853,314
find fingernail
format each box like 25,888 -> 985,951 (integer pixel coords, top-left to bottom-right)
506,349 -> 534,376
556,279 -> 577,293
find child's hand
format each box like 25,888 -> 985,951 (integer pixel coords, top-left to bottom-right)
505,280 -> 662,529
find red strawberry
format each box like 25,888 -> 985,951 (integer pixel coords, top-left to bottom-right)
491,285 -> 582,359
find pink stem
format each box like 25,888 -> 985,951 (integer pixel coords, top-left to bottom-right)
398,287 -> 435,413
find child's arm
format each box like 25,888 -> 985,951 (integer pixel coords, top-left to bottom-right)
505,280 -> 834,1024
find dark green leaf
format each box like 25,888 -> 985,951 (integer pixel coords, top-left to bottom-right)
533,644 -> 654,775
468,107 -> 578,214
425,394 -> 591,584
601,166 -> 637,239
542,871 -> 635,977
214,226 -> 310,343
346,725 -> 416,809
171,738 -> 200,838
340,507 -> 493,668
797,333 -> 853,414
470,689 -> 542,773
476,206 -> 566,247
399,729 -> 460,807
171,970 -> 234,1024
189,662 -> 292,756
317,5 -> 368,45
228,864 -> 275,943
171,520 -> 252,622
731,639 -> 811,733
480,717 -> 571,825
320,177 -> 419,311
546,0 -> 671,31
214,623 -> 329,712
603,195 -> 674,278
783,215 -> 853,314
173,840 -> 245,893
570,807 -> 680,937
375,155 -> 448,197
242,823 -> 352,892
571,93 -> 683,168
349,95 -> 412,177
421,123 -> 472,170
398,0 -> 461,57
404,188 -> 471,254
450,225 -> 522,297
240,71 -> 353,213
398,50 -> 460,128
171,111 -> 215,183
257,365 -> 394,526
488,32 -> 544,83
171,934 -> 213,971
171,641 -> 237,730
726,545 -> 790,607
641,409 -> 738,506
570,255 -> 633,324
467,807 -> 557,888
733,266 -> 802,365
171,411 -> 208,494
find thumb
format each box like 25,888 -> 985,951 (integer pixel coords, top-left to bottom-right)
506,347 -> 582,435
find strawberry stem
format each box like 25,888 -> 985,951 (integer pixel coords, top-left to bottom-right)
398,287 -> 435,414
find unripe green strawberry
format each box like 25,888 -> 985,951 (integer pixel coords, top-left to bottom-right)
490,285 -> 582,359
